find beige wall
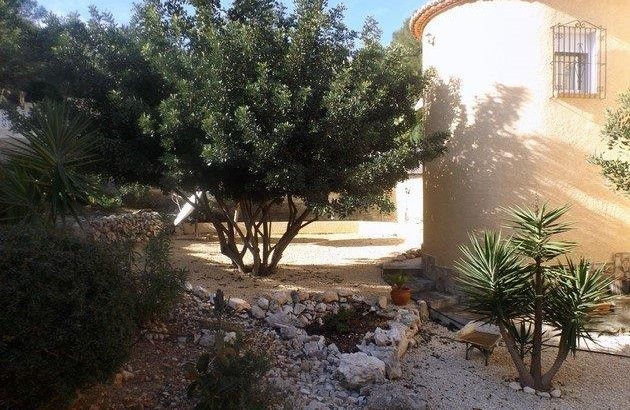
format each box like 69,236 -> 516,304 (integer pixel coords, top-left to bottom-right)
421,0 -> 630,266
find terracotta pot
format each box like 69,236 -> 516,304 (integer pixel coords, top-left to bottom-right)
391,287 -> 411,306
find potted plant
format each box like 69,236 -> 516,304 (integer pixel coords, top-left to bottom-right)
390,272 -> 411,306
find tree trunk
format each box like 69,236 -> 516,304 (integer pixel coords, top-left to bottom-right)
195,193 -> 317,276
530,258 -> 544,389
541,338 -> 569,389
499,322 -> 535,388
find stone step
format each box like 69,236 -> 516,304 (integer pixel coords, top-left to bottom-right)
382,272 -> 435,292
412,291 -> 459,310
428,305 -> 483,330
381,257 -> 424,277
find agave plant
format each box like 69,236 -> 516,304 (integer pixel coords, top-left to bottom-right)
457,203 -> 611,391
0,100 -> 99,226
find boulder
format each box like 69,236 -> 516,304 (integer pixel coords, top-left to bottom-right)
297,290 -> 310,301
358,344 -> 402,379
338,352 -> 386,389
337,288 -> 353,297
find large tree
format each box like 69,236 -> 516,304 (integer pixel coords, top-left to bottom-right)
1,2 -> 167,185
592,89 -> 630,194
137,0 -> 446,276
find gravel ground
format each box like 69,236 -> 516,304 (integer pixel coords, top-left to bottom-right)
396,322 -> 630,410
171,233 -> 407,301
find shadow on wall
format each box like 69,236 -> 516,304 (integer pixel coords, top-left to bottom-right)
423,75 -> 629,266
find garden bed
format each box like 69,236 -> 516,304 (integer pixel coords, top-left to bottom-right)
303,306 -> 389,353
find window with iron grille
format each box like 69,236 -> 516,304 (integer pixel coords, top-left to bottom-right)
552,21 -> 606,99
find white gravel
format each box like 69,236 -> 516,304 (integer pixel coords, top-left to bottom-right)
394,322 -> 630,410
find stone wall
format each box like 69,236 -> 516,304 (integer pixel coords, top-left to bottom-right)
76,211 -> 164,242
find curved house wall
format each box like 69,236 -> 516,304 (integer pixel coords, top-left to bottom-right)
421,0 -> 630,266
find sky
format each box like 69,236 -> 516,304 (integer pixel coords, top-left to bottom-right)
38,0 -> 427,43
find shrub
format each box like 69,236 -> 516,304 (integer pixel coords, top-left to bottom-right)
0,100 -> 99,226
0,227 -> 137,409
131,227 -> 186,325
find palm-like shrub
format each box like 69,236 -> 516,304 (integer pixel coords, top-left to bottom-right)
457,203 -> 611,391
0,100 -> 98,226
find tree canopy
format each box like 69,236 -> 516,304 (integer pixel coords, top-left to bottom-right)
592,89 -> 630,194
0,1 -> 167,184
136,0 -> 446,274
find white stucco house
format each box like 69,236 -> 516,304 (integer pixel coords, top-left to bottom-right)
409,0 -> 630,271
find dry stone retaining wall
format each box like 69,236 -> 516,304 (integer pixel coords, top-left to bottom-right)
76,211 -> 164,242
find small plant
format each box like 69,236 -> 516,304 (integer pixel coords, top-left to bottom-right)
187,289 -> 271,409
457,203 -> 611,391
390,271 -> 412,306
322,307 -> 357,335
132,226 -> 186,324
392,272 -> 409,289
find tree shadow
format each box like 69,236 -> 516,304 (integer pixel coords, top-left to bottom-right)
171,236 -> 402,299
423,74 -> 630,266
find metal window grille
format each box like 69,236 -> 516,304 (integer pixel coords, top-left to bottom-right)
552,20 -> 606,99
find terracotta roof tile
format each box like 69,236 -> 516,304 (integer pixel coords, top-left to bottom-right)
409,0 -> 475,38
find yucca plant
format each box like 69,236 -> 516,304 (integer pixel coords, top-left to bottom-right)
457,203 -> 611,391
0,100 -> 99,226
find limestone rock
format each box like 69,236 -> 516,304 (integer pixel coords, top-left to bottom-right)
378,296 -> 388,309
266,311 -> 296,328
228,297 -> 251,312
523,386 -> 536,394
417,300 -> 429,322
338,352 -> 386,389
304,400 -> 328,410
365,384 -> 427,410
223,332 -> 237,344
257,297 -> 270,310
374,328 -> 391,347
358,344 -> 402,379
279,325 -> 300,340
551,389 -> 562,398
198,330 -> 215,347
294,303 -> 307,315
271,291 -> 290,305
193,285 -> 211,300
322,291 -> 339,303
251,305 -> 266,319
509,381 -> 522,391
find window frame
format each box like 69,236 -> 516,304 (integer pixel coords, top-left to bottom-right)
551,20 -> 606,99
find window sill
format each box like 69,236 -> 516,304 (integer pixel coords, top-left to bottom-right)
554,92 -> 602,99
